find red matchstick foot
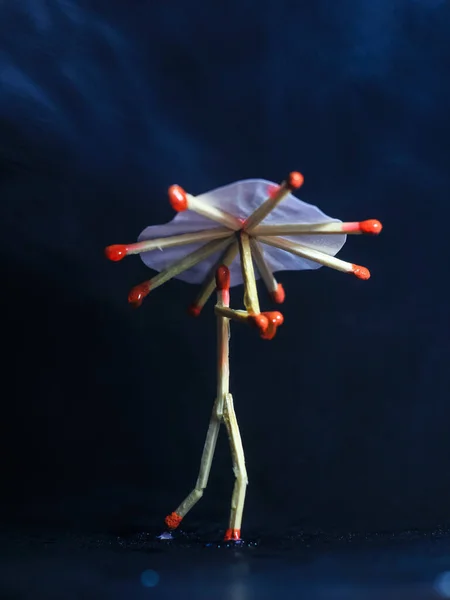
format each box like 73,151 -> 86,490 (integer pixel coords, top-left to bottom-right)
164,512 -> 183,530
224,528 -> 241,542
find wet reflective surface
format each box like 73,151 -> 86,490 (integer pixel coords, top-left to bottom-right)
2,528 -> 450,599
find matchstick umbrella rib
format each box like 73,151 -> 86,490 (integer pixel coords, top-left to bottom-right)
128,236 -> 234,307
252,219 -> 383,237
249,238 -> 285,304
105,228 -> 233,262
258,235 -> 371,279
238,231 -> 261,315
169,185 -> 242,231
244,171 -> 304,232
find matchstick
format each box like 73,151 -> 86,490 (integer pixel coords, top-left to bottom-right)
215,266 -> 231,415
258,235 -> 371,279
165,392 -> 222,531
244,171 -> 304,232
128,236 -> 233,307
188,240 -> 239,317
249,238 -> 285,304
238,231 -> 261,314
105,228 -> 233,262
169,185 -> 242,231
252,219 -> 383,237
163,265 -> 232,532
223,391 -> 248,542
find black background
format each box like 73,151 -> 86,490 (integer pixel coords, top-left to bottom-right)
1,0 -> 449,540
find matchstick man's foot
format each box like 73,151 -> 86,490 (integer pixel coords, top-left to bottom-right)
165,512 -> 183,530
224,528 -> 241,542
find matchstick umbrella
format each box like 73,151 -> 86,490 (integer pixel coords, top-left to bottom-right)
105,172 -> 381,317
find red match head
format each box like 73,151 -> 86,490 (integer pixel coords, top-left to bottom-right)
260,311 -> 284,340
287,171 -> 304,190
215,265 -> 230,291
359,219 -> 383,235
352,265 -> 371,280
270,283 -> 285,304
187,303 -> 202,317
249,313 -> 269,335
128,282 -> 151,308
105,244 -> 127,262
168,185 -> 188,212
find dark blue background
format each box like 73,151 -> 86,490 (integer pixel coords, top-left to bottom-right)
1,0 -> 449,537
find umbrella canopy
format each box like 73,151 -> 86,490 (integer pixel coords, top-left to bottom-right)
137,178 -> 346,286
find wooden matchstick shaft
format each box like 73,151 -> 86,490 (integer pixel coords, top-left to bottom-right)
187,194 -> 243,231
223,392 -> 248,538
214,306 -> 250,324
238,232 -> 260,314
131,228 -> 232,254
147,237 -> 233,292
252,219 -> 382,236
166,395 -> 222,525
189,241 -> 239,316
249,238 -> 278,294
244,172 -> 304,232
168,184 -> 242,230
258,235 -> 370,279
253,223 -> 343,236
106,228 -> 232,263
195,269 -> 231,490
215,266 -> 230,415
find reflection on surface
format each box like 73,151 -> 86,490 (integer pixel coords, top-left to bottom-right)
1,531 -> 450,599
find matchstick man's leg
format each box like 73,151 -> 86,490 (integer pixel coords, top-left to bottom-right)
223,391 -> 248,542
164,398 -> 223,530
164,265 -> 231,532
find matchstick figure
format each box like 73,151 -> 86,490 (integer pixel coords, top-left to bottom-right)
105,171 -> 382,541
